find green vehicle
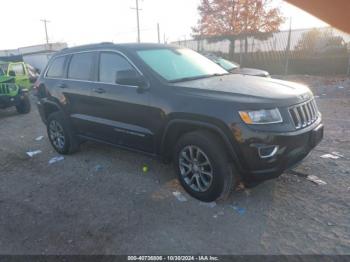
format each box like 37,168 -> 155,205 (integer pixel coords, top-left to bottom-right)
0,66 -> 31,114
0,61 -> 38,90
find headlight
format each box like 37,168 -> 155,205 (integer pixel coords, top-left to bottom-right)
239,108 -> 283,124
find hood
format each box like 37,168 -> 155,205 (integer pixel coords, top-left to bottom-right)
172,74 -> 313,104
231,67 -> 270,77
0,75 -> 15,84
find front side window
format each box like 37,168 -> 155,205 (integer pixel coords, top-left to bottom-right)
68,52 -> 95,81
46,56 -> 66,78
10,63 -> 25,75
99,52 -> 137,84
137,48 -> 227,82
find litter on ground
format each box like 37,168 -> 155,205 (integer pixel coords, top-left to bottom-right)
331,152 -> 345,158
200,201 -> 217,208
307,175 -> 327,185
232,205 -> 246,215
26,150 -> 42,157
320,154 -> 340,160
48,156 -> 64,164
142,164 -> 149,173
94,164 -> 103,172
172,191 -> 188,202
35,136 -> 44,141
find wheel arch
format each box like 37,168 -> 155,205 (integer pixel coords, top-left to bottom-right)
160,119 -> 244,172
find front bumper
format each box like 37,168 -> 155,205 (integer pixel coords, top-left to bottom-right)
0,95 -> 21,109
231,119 -> 324,182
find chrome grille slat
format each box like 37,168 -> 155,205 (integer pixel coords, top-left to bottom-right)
289,99 -> 319,129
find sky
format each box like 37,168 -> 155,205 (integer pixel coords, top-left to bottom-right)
0,0 -> 329,50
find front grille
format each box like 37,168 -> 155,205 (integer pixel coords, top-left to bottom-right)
289,99 -> 319,129
0,83 -> 10,95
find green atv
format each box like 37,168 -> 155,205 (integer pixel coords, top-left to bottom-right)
0,68 -> 31,114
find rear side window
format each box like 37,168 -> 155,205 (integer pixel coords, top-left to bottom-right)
68,52 -> 95,81
99,52 -> 137,84
46,57 -> 66,78
10,63 -> 25,75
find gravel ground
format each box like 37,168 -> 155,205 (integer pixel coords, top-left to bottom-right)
0,76 -> 349,255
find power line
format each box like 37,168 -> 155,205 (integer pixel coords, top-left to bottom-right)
40,19 -> 50,44
131,0 -> 142,43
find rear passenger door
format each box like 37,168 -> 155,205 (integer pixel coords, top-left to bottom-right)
63,52 -> 99,136
88,51 -> 154,153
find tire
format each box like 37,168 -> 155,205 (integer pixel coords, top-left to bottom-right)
16,94 -> 31,114
174,130 -> 238,202
47,111 -> 79,154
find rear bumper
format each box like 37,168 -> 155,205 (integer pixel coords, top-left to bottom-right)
231,120 -> 324,183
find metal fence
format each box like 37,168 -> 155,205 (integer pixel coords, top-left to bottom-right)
173,27 -> 350,75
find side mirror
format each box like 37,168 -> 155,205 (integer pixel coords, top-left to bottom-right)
115,70 -> 148,89
8,70 -> 16,77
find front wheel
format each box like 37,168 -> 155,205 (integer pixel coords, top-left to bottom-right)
174,131 -> 238,202
16,94 -> 31,114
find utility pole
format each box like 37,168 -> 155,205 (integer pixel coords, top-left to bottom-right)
40,19 -> 50,44
157,23 -> 160,43
131,0 -> 142,43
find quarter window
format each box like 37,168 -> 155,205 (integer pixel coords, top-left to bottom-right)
68,52 -> 95,80
46,57 -> 66,78
99,52 -> 137,84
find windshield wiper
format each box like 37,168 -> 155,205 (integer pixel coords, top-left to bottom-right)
169,73 -> 228,83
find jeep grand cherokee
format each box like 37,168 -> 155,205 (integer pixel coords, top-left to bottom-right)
35,43 -> 323,202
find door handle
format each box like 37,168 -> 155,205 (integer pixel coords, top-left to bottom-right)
57,83 -> 67,88
93,88 -> 106,94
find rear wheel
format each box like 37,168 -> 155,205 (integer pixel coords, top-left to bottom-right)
16,94 -> 31,114
47,111 -> 79,154
174,130 -> 238,202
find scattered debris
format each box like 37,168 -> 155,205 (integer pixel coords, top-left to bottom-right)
94,164 -> 103,172
199,201 -> 217,208
235,182 -> 245,192
142,164 -> 149,173
320,154 -> 340,160
232,205 -> 246,215
307,175 -> 327,185
314,95 -> 320,98
26,150 -> 42,157
338,86 -> 344,89
327,222 -> 335,226
288,169 -> 308,178
35,136 -> 44,141
172,191 -> 187,202
331,152 -> 345,159
213,211 -> 224,218
48,156 -> 64,164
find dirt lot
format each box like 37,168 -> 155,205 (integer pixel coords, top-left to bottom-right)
0,76 -> 349,255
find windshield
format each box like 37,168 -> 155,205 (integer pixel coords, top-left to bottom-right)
137,48 -> 228,82
216,58 -> 239,71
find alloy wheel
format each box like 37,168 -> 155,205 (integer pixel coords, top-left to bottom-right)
179,145 -> 213,192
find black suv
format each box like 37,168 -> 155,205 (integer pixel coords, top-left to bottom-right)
36,43 -> 323,202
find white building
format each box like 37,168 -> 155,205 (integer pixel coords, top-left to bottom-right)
0,42 -> 67,71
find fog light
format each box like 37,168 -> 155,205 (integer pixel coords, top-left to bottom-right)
258,145 -> 279,159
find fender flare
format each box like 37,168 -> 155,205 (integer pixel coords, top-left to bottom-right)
160,119 -> 244,172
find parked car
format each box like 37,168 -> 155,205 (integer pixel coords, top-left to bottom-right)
203,53 -> 270,77
0,61 -> 38,90
35,43 -> 323,202
0,68 -> 31,113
